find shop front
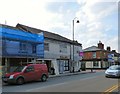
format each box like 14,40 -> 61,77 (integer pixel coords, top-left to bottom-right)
57,56 -> 69,74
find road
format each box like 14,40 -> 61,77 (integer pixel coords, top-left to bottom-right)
2,71 -> 120,93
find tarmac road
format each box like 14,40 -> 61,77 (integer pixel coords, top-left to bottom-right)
2,71 -> 120,93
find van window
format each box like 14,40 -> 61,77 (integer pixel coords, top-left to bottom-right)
25,66 -> 34,72
14,66 -> 26,72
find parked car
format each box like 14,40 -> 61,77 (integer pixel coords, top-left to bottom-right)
2,64 -> 48,85
105,65 -> 120,78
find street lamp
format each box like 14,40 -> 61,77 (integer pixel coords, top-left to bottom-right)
72,17 -> 79,73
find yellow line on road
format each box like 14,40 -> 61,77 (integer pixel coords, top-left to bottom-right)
102,84 -> 120,94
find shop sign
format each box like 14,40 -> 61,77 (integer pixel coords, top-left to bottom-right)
79,52 -> 84,56
108,54 -> 114,62
60,56 -> 68,59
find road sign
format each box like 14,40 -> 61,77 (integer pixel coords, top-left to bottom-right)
108,54 -> 114,62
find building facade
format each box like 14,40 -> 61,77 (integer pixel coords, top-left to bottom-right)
1,24 -> 44,73
16,24 -> 83,75
82,41 -> 120,69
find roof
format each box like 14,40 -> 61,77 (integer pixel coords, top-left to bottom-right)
84,46 -> 120,56
0,24 -> 44,44
83,46 -> 104,52
16,23 -> 82,46
0,24 -> 19,30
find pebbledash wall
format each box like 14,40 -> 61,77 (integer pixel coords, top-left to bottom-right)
1,24 -> 44,73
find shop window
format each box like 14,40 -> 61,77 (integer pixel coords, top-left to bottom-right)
64,61 -> 69,71
93,61 -> 99,67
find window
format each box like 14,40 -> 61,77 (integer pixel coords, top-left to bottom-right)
25,66 -> 34,72
32,45 -> 36,53
44,43 -> 49,51
92,52 -> 96,58
64,61 -> 69,71
20,43 -> 27,52
93,61 -> 99,67
59,44 -> 67,53
58,60 -> 69,72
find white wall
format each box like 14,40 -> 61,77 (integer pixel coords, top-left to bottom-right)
44,39 -> 83,73
44,39 -> 71,59
86,61 -> 93,68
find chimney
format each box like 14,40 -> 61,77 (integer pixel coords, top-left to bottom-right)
107,46 -> 111,51
98,41 -> 104,49
112,50 -> 116,53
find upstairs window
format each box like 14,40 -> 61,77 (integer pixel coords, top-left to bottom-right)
44,43 -> 49,51
59,44 -> 67,53
32,45 -> 36,53
20,42 -> 27,52
92,52 -> 96,58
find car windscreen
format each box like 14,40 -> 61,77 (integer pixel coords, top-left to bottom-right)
109,66 -> 120,70
14,66 -> 26,72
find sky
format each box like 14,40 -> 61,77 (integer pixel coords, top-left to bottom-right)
0,0 -> 119,52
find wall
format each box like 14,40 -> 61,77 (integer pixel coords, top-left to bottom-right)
44,38 -> 83,73
44,39 -> 71,59
83,51 -> 108,60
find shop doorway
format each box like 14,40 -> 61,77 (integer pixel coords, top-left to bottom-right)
44,60 -> 51,73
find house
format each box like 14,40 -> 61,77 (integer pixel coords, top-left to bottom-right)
16,23 -> 83,75
1,24 -> 44,73
82,41 -> 120,69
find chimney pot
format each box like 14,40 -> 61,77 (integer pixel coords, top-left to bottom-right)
107,46 -> 111,51
98,41 -> 104,49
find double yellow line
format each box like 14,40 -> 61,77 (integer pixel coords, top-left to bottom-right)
102,84 -> 120,94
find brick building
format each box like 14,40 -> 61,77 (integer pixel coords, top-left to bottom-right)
82,41 -> 120,69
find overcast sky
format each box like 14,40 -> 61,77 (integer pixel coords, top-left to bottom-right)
0,0 -> 119,52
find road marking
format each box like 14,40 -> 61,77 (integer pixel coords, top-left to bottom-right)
102,84 -> 120,94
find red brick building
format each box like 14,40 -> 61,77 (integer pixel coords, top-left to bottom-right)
82,41 -> 120,69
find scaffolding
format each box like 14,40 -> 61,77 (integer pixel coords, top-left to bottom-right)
0,26 -> 44,73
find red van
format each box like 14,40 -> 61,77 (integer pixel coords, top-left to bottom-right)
2,64 -> 48,85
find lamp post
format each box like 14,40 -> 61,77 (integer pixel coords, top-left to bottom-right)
72,17 -> 79,73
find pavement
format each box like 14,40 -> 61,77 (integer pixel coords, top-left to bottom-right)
0,69 -> 105,80
49,69 -> 105,78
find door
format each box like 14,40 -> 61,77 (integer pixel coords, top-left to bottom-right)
23,65 -> 35,81
59,60 -> 64,74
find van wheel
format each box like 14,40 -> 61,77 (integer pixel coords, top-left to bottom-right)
41,75 -> 47,82
16,78 -> 24,85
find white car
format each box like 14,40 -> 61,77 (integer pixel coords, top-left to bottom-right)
105,65 -> 120,78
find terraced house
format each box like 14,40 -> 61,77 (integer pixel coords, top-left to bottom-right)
82,41 -> 120,69
16,24 -> 83,75
0,24 -> 83,75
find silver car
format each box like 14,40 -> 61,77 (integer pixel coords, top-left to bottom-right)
105,65 -> 120,78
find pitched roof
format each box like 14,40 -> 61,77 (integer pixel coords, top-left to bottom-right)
0,24 -> 19,30
83,46 -> 120,56
16,23 -> 82,46
83,46 -> 104,52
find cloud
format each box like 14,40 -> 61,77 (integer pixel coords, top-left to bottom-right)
0,0 -> 118,52
75,0 -> 118,52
